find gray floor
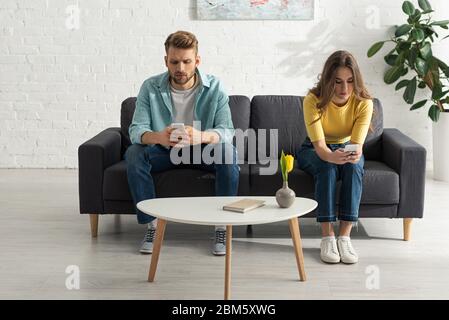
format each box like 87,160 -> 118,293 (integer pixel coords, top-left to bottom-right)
0,169 -> 448,300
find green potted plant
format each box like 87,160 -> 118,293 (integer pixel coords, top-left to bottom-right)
367,0 -> 449,181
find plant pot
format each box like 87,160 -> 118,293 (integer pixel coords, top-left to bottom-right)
275,181 -> 296,208
432,111 -> 449,182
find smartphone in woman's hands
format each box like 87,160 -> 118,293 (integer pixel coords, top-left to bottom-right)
343,144 -> 358,155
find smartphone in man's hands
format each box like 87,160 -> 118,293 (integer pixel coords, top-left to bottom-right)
169,123 -> 186,142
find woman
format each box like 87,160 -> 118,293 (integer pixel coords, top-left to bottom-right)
298,51 -> 373,264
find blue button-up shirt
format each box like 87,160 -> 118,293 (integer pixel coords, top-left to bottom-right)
129,69 -> 235,145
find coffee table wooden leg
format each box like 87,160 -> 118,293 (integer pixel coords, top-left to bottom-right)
148,219 -> 167,282
288,217 -> 306,281
224,225 -> 232,300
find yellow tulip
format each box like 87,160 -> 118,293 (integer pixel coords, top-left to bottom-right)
280,151 -> 295,182
285,154 -> 294,173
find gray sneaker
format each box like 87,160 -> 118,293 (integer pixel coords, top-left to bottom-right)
212,227 -> 226,256
140,227 -> 156,254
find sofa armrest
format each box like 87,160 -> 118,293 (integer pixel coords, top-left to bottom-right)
382,128 -> 427,218
78,127 -> 122,214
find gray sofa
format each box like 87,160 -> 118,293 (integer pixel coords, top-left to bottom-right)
78,95 -> 426,240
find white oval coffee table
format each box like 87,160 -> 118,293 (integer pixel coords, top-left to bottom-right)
137,196 -> 317,300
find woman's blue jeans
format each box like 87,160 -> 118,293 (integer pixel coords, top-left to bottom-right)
296,139 -> 364,223
125,143 -> 240,224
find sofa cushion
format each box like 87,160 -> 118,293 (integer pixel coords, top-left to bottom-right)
229,95 -> 251,131
250,95 -> 306,160
228,95 -> 250,162
103,160 -> 250,201
121,97 -> 137,153
249,160 -> 399,205
363,98 -> 383,161
356,160 -> 399,204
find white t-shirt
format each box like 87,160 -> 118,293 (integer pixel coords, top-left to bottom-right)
170,78 -> 200,126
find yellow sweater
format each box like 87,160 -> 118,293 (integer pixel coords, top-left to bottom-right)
303,93 -> 373,144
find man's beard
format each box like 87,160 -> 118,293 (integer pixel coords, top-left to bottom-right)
171,72 -> 195,85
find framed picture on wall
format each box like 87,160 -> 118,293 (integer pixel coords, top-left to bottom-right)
197,0 -> 314,20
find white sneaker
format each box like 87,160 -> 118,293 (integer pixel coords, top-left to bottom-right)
320,236 -> 340,263
337,236 -> 358,264
140,225 -> 156,254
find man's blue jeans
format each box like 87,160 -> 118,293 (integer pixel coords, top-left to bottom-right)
296,139 -> 364,223
125,143 -> 240,224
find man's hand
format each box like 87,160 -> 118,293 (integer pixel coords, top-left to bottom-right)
142,126 -> 184,147
183,125 -> 203,145
153,125 -> 219,148
182,126 -> 220,145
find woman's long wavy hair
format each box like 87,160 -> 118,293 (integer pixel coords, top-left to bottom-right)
309,51 -> 373,125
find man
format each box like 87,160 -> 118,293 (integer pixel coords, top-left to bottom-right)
125,31 -> 239,256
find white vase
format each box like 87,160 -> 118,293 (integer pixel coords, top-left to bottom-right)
275,181 -> 296,208
432,112 -> 449,182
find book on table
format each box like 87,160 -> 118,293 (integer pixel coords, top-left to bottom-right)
222,198 -> 266,213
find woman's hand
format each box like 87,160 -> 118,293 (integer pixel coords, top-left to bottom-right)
312,139 -> 362,164
327,148 -> 352,165
343,147 -> 362,164
338,144 -> 363,164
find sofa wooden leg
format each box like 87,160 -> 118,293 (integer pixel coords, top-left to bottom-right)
90,214 -> 99,238
403,218 -> 412,241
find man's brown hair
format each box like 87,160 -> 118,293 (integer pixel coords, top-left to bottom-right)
164,31 -> 198,54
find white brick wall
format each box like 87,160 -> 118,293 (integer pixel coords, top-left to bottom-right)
1,0 -> 448,168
